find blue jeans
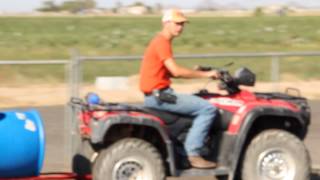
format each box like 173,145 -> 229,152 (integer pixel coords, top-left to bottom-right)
144,88 -> 217,156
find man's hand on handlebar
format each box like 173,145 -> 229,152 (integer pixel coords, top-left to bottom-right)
205,70 -> 221,80
194,65 -> 221,80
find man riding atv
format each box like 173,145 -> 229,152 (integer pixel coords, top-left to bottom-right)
71,9 -> 311,180
140,9 -> 220,169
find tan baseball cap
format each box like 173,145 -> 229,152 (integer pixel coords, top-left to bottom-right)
162,9 -> 189,23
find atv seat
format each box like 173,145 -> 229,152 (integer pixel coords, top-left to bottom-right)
143,107 -> 233,131
143,107 -> 194,138
143,107 -> 192,125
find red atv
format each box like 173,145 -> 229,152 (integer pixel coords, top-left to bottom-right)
70,66 -> 311,180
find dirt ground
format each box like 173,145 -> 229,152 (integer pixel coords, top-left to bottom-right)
0,76 -> 319,108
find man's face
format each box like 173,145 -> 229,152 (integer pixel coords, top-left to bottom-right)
166,21 -> 185,37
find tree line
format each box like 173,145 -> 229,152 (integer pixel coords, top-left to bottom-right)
37,0 -> 96,13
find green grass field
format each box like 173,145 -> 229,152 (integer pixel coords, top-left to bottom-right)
0,16 -> 319,83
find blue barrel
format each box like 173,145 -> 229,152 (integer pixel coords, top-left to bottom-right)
0,109 -> 45,178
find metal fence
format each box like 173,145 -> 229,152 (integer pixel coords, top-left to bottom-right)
0,59 -> 71,171
71,51 -> 320,98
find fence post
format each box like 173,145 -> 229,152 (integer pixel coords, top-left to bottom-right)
65,49 -> 82,169
71,50 -> 82,98
271,56 -> 280,90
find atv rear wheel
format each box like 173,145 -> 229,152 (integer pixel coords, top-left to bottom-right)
242,129 -> 310,180
93,138 -> 165,180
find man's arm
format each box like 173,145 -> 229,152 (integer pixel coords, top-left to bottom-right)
164,58 -> 219,79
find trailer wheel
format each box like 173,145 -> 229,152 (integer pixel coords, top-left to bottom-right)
72,139 -> 96,176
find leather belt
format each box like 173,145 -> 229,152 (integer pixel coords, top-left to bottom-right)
144,87 -> 170,96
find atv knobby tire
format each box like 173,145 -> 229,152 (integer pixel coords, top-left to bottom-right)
93,138 -> 165,180
242,129 -> 310,180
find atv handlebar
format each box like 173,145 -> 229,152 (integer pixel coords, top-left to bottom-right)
196,65 -> 255,94
196,66 -> 232,82
196,65 -> 240,94
195,66 -> 216,72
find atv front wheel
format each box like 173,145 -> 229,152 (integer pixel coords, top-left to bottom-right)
93,138 -> 165,180
242,129 -> 310,180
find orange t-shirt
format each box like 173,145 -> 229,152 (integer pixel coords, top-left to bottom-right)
140,34 -> 173,93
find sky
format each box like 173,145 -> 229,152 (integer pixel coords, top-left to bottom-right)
1,0 -> 320,12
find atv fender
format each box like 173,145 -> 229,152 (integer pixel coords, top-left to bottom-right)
228,106 -> 306,180
89,115 -> 177,176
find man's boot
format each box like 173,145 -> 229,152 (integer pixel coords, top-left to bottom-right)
188,156 -> 217,169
